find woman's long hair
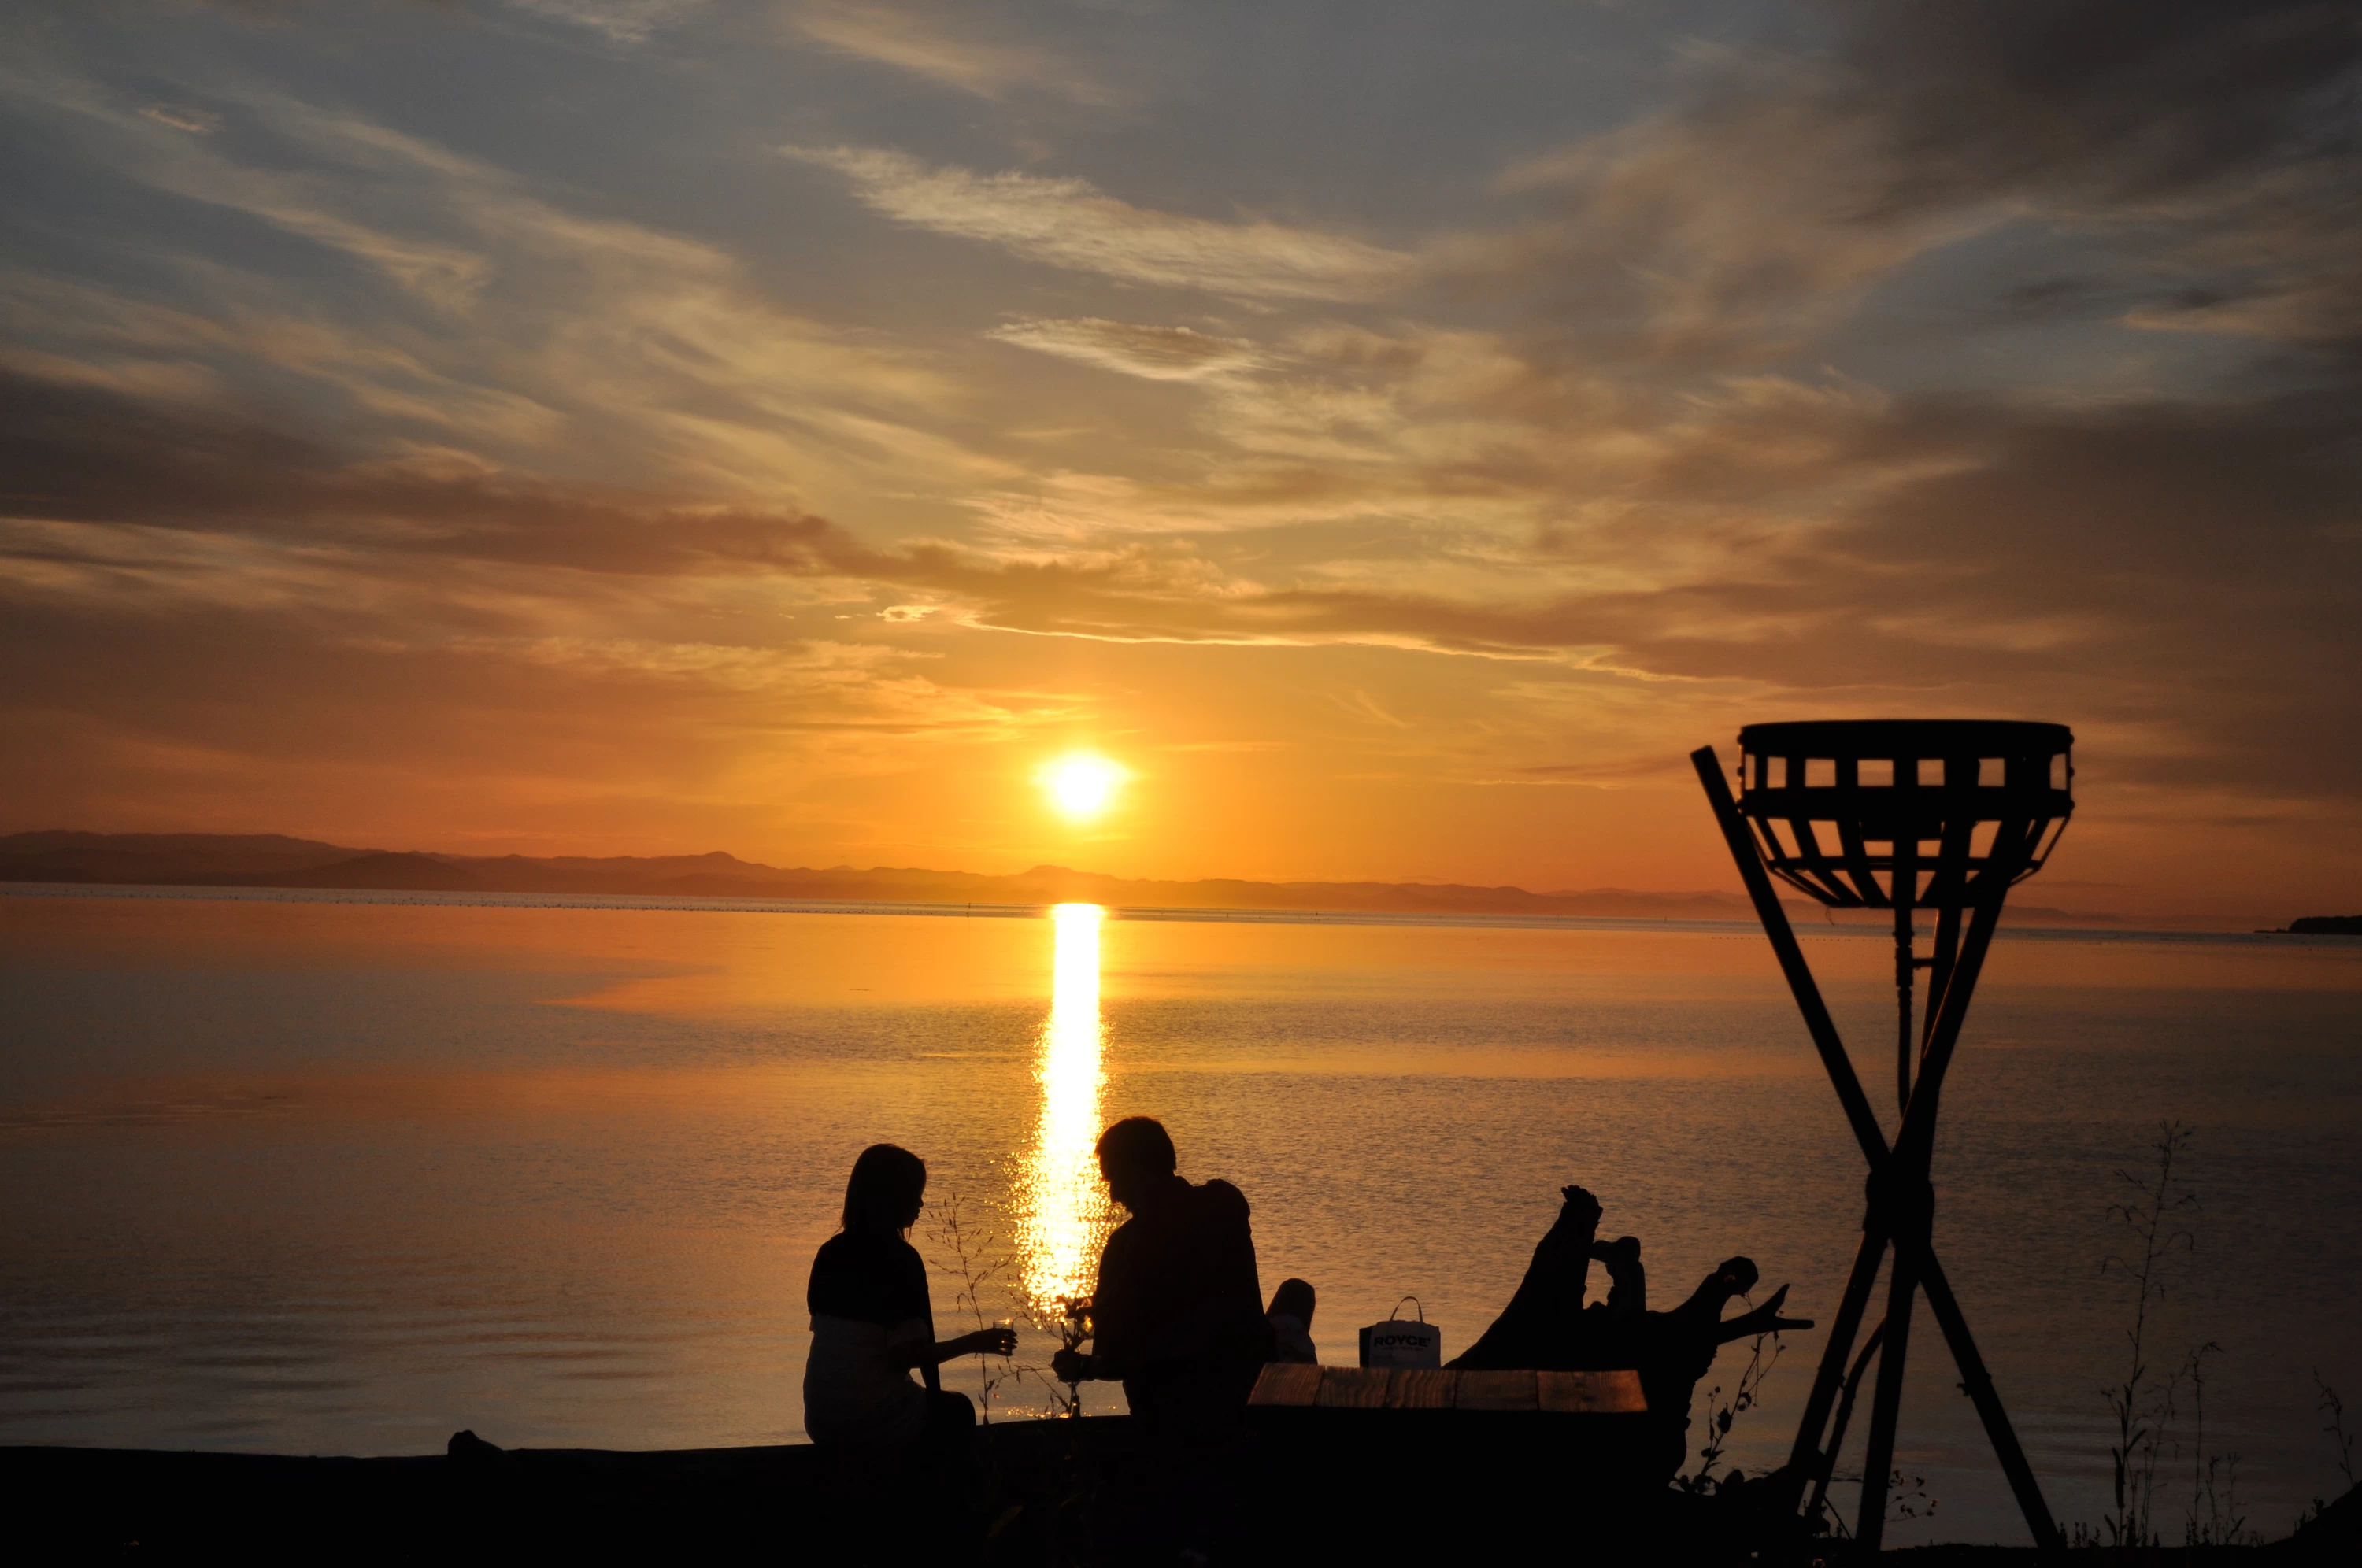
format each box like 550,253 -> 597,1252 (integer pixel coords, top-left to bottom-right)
841,1143 -> 927,1233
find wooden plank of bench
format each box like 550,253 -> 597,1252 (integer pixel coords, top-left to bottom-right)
1453,1370 -> 1538,1411
1314,1367 -> 1393,1409
1537,1369 -> 1646,1414
1386,1368 -> 1457,1410
1249,1363 -> 1323,1407
1249,1363 -> 1646,1414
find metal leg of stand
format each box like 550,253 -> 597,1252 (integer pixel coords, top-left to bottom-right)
1689,748 -> 1887,1165
1809,1319 -> 1890,1529
1785,1224 -> 1889,1487
1911,1243 -> 2063,1555
1855,1248 -> 1919,1552
1895,900 -> 1916,1112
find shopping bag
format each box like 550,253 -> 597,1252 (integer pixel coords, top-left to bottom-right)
1357,1296 -> 1442,1369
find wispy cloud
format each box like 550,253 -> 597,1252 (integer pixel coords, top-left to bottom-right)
790,2 -> 1124,106
137,104 -> 219,134
784,146 -> 1416,300
1477,4 -> 2362,364
504,0 -> 707,45
0,63 -> 987,511
989,316 -> 1260,381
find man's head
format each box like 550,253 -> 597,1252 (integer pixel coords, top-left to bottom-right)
1094,1116 -> 1178,1211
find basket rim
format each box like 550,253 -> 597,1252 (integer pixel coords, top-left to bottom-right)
1736,719 -> 2071,756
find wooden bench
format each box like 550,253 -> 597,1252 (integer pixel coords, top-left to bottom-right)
1249,1363 -> 1646,1414
1242,1365 -> 1660,1554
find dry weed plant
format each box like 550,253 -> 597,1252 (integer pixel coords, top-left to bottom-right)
1039,1296 -> 1096,1418
2316,1373 -> 2356,1490
1886,1470 -> 1938,1525
922,1190 -> 1108,1426
923,1190 -> 1036,1422
2297,1373 -> 2357,1531
1813,1467 -> 1938,1541
1677,1321 -> 1786,1494
2178,1341 -> 2251,1545
2095,1119 -> 2199,1548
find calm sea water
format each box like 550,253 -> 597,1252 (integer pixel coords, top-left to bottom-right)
2,886 -> 2356,1544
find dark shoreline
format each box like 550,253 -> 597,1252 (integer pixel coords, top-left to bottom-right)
7,1428 -> 2353,1561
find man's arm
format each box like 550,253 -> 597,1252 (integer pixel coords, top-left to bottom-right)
1053,1229 -> 1136,1383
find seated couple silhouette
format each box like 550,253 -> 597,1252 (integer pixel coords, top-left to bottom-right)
803,1119 -> 1269,1561
802,1119 -> 1270,1455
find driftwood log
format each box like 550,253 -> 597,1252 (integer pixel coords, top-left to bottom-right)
1448,1185 -> 1812,1484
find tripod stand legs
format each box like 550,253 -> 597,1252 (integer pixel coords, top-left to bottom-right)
1692,746 -> 2063,1555
1786,1226 -> 2060,1556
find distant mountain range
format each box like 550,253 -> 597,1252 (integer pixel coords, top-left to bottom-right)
0,829 -> 2166,926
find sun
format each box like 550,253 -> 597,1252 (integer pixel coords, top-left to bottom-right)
1039,754 -> 1127,823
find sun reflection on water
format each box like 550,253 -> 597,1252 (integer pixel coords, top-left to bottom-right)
1018,904 -> 1114,1312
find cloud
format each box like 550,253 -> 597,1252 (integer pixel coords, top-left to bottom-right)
504,0 -> 707,45
0,65 -> 986,511
988,316 -> 1260,381
1823,0 -> 2358,213
0,368 -> 861,579
790,2 -> 1123,106
137,105 -> 219,134
1477,1 -> 2362,363
783,146 -> 1416,300
805,374 -> 2359,800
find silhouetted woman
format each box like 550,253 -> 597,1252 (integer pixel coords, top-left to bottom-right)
803,1144 -> 1016,1448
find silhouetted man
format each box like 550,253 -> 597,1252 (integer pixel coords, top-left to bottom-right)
1051,1116 -> 1270,1440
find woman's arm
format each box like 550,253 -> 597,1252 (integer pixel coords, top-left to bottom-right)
887,1323 -> 1017,1370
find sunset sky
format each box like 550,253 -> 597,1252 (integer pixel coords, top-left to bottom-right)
3,2 -> 2356,915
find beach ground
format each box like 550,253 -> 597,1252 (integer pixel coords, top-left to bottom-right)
7,1423 -> 2353,1562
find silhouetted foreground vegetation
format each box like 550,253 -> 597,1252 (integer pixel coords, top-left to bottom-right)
6,1425 -> 2354,1562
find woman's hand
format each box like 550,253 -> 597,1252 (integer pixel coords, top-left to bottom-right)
962,1326 -> 1018,1358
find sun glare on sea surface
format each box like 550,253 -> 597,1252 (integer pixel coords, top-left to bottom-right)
1018,903 -> 1113,1311
1040,754 -> 1126,822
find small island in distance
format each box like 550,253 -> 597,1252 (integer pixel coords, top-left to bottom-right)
2269,915 -> 2362,935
